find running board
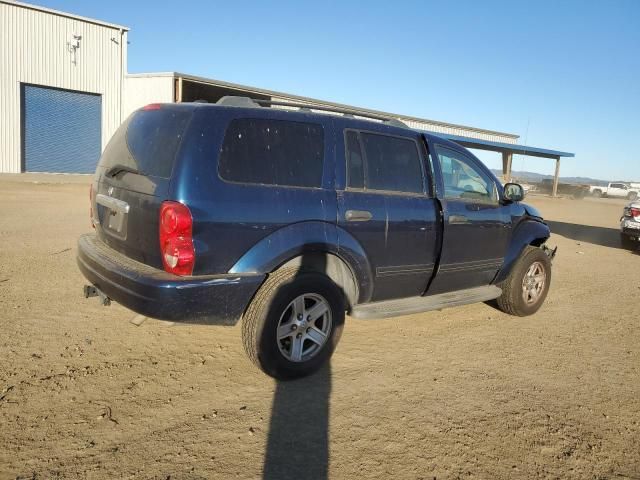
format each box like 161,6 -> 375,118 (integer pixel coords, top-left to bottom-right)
350,285 -> 502,320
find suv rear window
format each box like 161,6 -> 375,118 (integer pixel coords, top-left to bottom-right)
219,118 -> 324,188
99,108 -> 192,179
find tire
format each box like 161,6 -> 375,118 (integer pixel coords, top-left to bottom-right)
496,246 -> 551,316
242,268 -> 345,380
592,190 -> 602,198
627,192 -> 638,201
621,233 -> 637,250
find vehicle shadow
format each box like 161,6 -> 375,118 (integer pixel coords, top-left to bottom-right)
546,220 -> 624,249
262,363 -> 331,480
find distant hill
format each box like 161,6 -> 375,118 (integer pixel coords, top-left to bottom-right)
489,169 -> 628,186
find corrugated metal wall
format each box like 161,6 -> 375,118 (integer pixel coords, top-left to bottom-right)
123,75 -> 174,119
0,1 -> 126,173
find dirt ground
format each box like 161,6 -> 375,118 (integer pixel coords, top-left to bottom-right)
1,174 -> 639,480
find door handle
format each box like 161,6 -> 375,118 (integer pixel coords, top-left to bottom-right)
345,210 -> 372,222
449,214 -> 469,224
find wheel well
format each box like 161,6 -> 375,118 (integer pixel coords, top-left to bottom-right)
277,252 -> 359,308
529,237 -> 547,248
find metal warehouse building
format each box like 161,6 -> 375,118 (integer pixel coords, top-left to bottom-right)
0,0 -> 573,192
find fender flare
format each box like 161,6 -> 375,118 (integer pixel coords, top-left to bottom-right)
228,221 -> 374,305
495,219 -> 550,284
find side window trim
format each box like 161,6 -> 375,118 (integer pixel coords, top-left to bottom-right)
435,144 -> 498,204
420,136 -> 437,198
343,128 -> 429,197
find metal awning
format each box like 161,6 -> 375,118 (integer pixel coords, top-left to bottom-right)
423,131 -> 574,160
421,130 -> 575,197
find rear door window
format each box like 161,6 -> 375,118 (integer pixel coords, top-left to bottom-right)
345,130 -> 424,194
219,118 -> 324,188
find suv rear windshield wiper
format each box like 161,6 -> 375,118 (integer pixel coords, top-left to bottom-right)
105,164 -> 141,178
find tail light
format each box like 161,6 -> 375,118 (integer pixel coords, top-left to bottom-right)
631,207 -> 640,218
159,201 -> 194,276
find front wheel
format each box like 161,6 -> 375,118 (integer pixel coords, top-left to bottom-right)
496,246 -> 552,316
242,268 -> 345,380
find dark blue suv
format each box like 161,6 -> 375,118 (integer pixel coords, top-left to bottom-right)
78,97 -> 555,379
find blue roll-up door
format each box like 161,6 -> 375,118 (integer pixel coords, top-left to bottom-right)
22,85 -> 102,173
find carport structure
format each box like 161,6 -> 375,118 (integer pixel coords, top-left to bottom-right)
128,72 -> 575,196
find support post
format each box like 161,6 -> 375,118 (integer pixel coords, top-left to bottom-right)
175,76 -> 183,103
502,152 -> 513,182
552,157 -> 561,197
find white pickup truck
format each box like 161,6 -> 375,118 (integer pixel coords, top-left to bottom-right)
590,182 -> 639,200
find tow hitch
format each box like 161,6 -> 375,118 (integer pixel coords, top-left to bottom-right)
83,285 -> 111,306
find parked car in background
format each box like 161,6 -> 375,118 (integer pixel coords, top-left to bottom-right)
77,97 -> 556,379
537,179 -> 588,199
590,182 -> 639,200
620,202 -> 640,249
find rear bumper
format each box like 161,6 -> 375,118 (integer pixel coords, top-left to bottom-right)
77,233 -> 265,325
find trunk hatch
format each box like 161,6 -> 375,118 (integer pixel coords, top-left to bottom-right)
92,106 -> 193,268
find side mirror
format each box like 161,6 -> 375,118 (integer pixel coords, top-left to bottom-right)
503,183 -> 525,202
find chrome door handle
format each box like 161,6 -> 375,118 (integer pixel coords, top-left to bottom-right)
449,214 -> 469,224
345,210 -> 372,222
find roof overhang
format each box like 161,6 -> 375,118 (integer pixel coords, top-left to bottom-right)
127,71 -> 574,160
130,71 -> 520,141
428,132 -> 575,159
1,0 -> 129,30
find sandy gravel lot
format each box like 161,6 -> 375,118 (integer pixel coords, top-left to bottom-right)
1,174 -> 639,479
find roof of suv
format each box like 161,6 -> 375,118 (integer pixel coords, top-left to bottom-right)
146,101 -> 468,154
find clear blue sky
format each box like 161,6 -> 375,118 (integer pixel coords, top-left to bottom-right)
35,0 -> 640,180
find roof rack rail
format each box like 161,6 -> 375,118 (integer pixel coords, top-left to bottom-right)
216,95 -> 408,128
254,99 -> 409,128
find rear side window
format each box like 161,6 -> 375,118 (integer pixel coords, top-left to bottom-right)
345,131 -> 424,194
99,108 -> 192,179
219,118 -> 324,188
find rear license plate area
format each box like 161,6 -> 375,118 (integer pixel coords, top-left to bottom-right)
96,193 -> 130,239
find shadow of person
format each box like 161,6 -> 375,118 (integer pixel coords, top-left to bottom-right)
262,250 -> 338,480
262,363 -> 331,480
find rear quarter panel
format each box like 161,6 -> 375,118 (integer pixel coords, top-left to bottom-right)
170,107 -> 338,276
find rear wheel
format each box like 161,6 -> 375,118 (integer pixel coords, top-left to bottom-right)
592,189 -> 602,198
242,268 -> 345,380
496,246 -> 551,316
627,192 -> 638,201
